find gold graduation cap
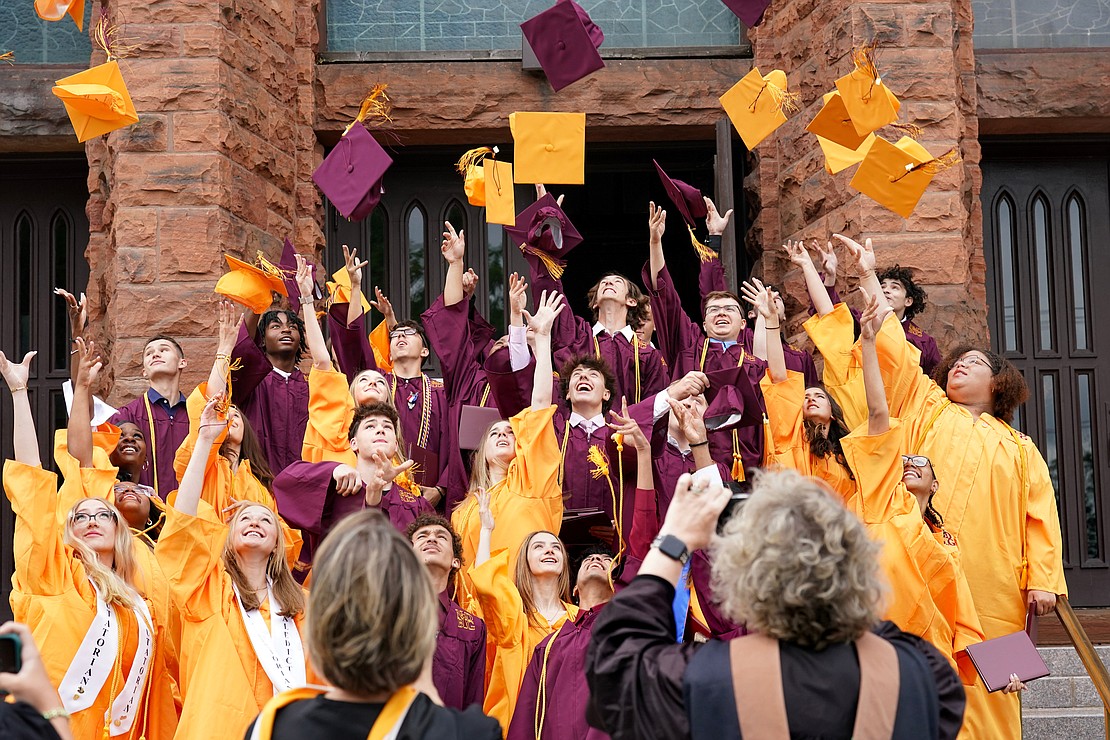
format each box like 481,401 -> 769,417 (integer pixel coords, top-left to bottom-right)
719,67 -> 798,150
215,255 -> 288,314
51,16 -> 139,143
455,146 -> 498,207
834,41 -> 901,137
849,136 -> 960,218
484,159 -> 516,226
35,0 -> 85,30
510,111 -> 586,185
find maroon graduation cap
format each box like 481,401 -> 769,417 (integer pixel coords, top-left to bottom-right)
312,121 -> 392,221
505,193 -> 584,278
703,365 -> 764,430
458,405 -> 505,450
720,0 -> 773,28
521,0 -> 605,92
277,238 -> 323,305
653,159 -> 708,229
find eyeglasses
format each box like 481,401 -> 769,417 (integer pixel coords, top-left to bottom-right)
72,510 -> 116,525
705,305 -> 741,317
953,354 -> 990,370
389,327 -> 419,339
901,455 -> 931,469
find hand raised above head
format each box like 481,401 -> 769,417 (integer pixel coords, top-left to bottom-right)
73,337 -> 103,389
704,196 -> 733,236
535,183 -> 564,207
857,287 -> 891,341
667,371 -> 708,401
666,396 -> 707,446
832,233 -> 876,274
608,397 -> 649,451
369,286 -> 396,326
782,239 -> 812,268
474,487 -> 495,531
56,287 -> 87,339
812,238 -> 838,277
0,349 -> 36,391
216,299 -> 243,353
441,221 -> 466,264
342,244 -> 369,286
523,290 -> 565,337
648,201 -> 667,243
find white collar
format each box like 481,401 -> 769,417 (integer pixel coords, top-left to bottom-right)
592,322 -> 636,344
569,411 -> 606,432
271,366 -> 291,379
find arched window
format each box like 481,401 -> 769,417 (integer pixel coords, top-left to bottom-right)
1030,193 -> 1054,352
51,210 -> 73,371
406,203 -> 427,318
995,194 -> 1019,353
15,211 -> 34,355
1065,193 -> 1090,351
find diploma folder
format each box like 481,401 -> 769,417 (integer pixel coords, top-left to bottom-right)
964,609 -> 1049,692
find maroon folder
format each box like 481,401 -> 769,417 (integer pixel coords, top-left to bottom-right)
964,608 -> 1050,692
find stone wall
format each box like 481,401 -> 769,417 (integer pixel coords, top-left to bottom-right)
80,0 -> 322,404
748,0 -> 989,353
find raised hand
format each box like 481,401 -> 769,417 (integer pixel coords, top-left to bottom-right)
331,463 -> 362,497
523,290 -> 565,337
535,183 -> 564,207
55,287 -> 87,340
343,244 -> 369,289
461,267 -> 479,299
441,221 -> 466,264
608,397 -> 649,451
832,233 -> 876,274
369,286 -> 397,329
667,396 -> 708,447
366,450 -> 415,495
294,254 -> 316,305
474,488 -> 495,531
666,370 -> 709,402
740,278 -> 774,321
812,238 -> 838,280
704,196 -> 734,236
858,287 -> 891,341
508,272 -> 528,326
197,394 -> 228,445
216,299 -> 243,355
0,350 -> 36,392
648,201 -> 667,245
782,239 -> 813,269
73,337 -> 103,390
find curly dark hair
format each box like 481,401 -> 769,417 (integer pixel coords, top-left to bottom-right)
932,345 -> 1028,424
256,309 -> 308,363
803,387 -> 854,479
405,513 -> 465,584
586,272 -> 649,331
559,355 -> 619,414
878,265 -> 928,323
348,401 -> 401,442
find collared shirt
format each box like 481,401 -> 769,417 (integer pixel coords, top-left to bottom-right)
707,337 -> 739,350
145,387 -> 187,420
568,411 -> 606,435
592,322 -> 636,344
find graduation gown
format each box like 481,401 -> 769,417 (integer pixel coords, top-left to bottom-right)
433,590 -> 488,711
451,405 -> 563,577
110,389 -> 190,500
822,283 -> 943,375
5,461 -> 179,740
301,365 -> 359,467
869,316 -> 1066,739
465,548 -> 579,736
759,370 -> 856,501
154,508 -> 309,740
840,421 -> 985,683
231,325 -> 309,476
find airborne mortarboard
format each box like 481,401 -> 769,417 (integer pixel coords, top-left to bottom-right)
835,42 -> 902,137
652,160 -> 707,229
312,86 -> 394,221
484,159 -> 517,226
718,0 -> 772,27
455,146 -> 497,206
521,0 -> 605,92
326,265 -> 372,314
458,405 -> 506,450
510,111 -> 586,185
52,61 -> 138,143
703,366 -> 763,431
36,0 -> 85,29
719,67 -> 798,150
849,136 -> 960,218
505,193 -> 583,279
816,131 -> 876,175
215,255 -> 288,314
806,91 -> 870,151
277,238 -> 322,306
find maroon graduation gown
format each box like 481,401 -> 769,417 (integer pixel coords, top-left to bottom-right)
434,590 -> 488,711
230,324 -> 309,475
109,389 -> 190,499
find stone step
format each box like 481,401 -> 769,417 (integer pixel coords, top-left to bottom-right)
1038,644 -> 1110,678
1021,707 -> 1106,739
1023,674 -> 1101,709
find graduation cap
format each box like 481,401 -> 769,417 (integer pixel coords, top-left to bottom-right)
458,405 -> 505,450
326,265 -> 371,313
834,42 -> 902,137
806,91 -> 870,150
52,60 -> 139,143
455,146 -> 497,206
815,131 -> 876,175
312,86 -> 394,221
510,111 -> 586,185
484,159 -> 517,226
215,255 -> 288,314
849,136 -> 960,218
703,365 -> 763,431
521,0 -> 605,92
719,67 -> 798,150
718,0 -> 772,28
36,0 -> 85,29
504,193 -> 583,279
654,160 -> 719,263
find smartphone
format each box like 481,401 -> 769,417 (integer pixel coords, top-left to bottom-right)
0,633 -> 21,675
717,479 -> 752,534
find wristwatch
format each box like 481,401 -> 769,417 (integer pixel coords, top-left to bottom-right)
651,534 -> 690,565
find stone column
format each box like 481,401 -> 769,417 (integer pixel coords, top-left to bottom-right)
84,0 -> 322,403
748,0 -> 988,350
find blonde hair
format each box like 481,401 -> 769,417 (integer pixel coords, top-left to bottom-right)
307,509 -> 437,696
711,468 -> 885,650
466,420 -> 514,497
64,498 -> 141,609
514,531 -> 571,628
221,502 -> 305,617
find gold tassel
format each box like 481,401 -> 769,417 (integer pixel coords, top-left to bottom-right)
455,146 -> 494,175
851,39 -> 881,81
890,147 -> 961,182
255,251 -> 293,282
587,444 -> 610,480
767,82 -> 801,116
344,83 -> 392,135
0,51 -> 13,64
732,429 -> 745,481
520,243 -> 566,280
886,121 -> 923,139
215,358 -> 243,416
92,13 -> 136,62
688,225 -> 717,263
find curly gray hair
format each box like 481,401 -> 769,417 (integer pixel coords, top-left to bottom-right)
710,468 -> 885,650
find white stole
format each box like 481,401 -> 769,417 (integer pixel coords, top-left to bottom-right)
58,581 -> 154,736
233,583 -> 307,694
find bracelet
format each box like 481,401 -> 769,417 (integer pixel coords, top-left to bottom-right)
42,707 -> 70,721
215,353 -> 231,362
689,440 -> 709,448
765,324 -> 780,330
69,348 -> 79,355
300,297 -> 315,305
9,386 -> 27,393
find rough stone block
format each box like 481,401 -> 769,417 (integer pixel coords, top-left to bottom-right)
114,152 -> 227,207
115,114 -> 168,153
172,111 -> 229,152
158,207 -> 228,279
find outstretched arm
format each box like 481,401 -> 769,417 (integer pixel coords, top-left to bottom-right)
441,221 -> 467,307
475,488 -> 495,568
833,234 -> 883,302
525,290 -> 565,410
206,300 -> 244,394
1,351 -> 39,467
647,202 -> 667,291
784,240 -> 835,317
56,288 -> 86,387
294,255 -> 330,371
742,280 -> 786,382
343,245 -> 370,327
174,395 -> 225,517
67,338 -> 103,468
860,289 -> 893,436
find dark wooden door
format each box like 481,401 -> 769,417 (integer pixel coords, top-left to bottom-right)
982,140 -> 1110,606
0,155 -> 91,620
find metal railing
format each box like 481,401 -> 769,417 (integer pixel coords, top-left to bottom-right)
1053,595 -> 1110,739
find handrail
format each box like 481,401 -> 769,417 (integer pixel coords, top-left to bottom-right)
1053,595 -> 1110,739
